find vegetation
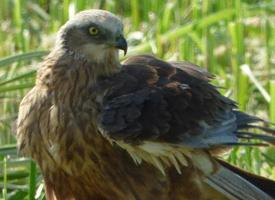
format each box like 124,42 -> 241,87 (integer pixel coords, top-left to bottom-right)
0,0 -> 274,199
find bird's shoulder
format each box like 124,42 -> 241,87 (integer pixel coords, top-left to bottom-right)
99,54 -> 218,97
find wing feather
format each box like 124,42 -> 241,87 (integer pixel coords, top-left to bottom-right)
98,55 -> 275,148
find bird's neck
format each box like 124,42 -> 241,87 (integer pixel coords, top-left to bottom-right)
36,48 -> 120,90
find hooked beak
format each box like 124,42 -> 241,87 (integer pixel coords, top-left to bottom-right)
114,35 -> 128,55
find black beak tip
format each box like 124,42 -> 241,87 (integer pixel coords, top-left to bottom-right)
123,47 -> 127,56
115,36 -> 128,56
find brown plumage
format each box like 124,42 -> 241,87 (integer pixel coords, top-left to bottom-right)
17,10 -> 275,200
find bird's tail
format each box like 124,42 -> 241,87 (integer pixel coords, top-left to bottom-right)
205,159 -> 275,200
234,111 -> 275,145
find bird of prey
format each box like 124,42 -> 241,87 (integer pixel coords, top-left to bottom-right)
17,9 -> 275,200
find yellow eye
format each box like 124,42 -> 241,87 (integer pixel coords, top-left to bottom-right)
89,27 -> 99,35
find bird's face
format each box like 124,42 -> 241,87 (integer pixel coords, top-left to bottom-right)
57,10 -> 127,63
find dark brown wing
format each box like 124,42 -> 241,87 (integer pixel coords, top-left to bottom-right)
97,55 -> 275,148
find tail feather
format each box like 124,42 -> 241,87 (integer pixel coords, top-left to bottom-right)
234,111 -> 262,126
245,125 -> 275,135
205,161 -> 274,200
216,159 -> 275,198
233,111 -> 275,146
205,112 -> 275,199
236,131 -> 275,143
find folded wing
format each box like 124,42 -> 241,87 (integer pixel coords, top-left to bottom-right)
98,55 -> 275,148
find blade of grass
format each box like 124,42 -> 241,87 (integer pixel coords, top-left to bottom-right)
0,83 -> 34,93
28,160 -> 37,200
0,70 -> 36,86
2,157 -> 7,199
0,144 -> 17,156
241,64 -> 271,102
13,0 -> 24,51
270,80 -> 275,123
63,0 -> 70,23
0,51 -> 48,68
130,0 -> 140,29
128,8 -> 235,54
0,171 -> 29,182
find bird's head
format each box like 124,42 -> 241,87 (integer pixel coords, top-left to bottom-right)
55,9 -> 127,63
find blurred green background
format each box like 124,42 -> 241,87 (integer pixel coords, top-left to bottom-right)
0,0 -> 275,199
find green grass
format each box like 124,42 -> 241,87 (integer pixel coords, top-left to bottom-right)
0,0 -> 275,199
